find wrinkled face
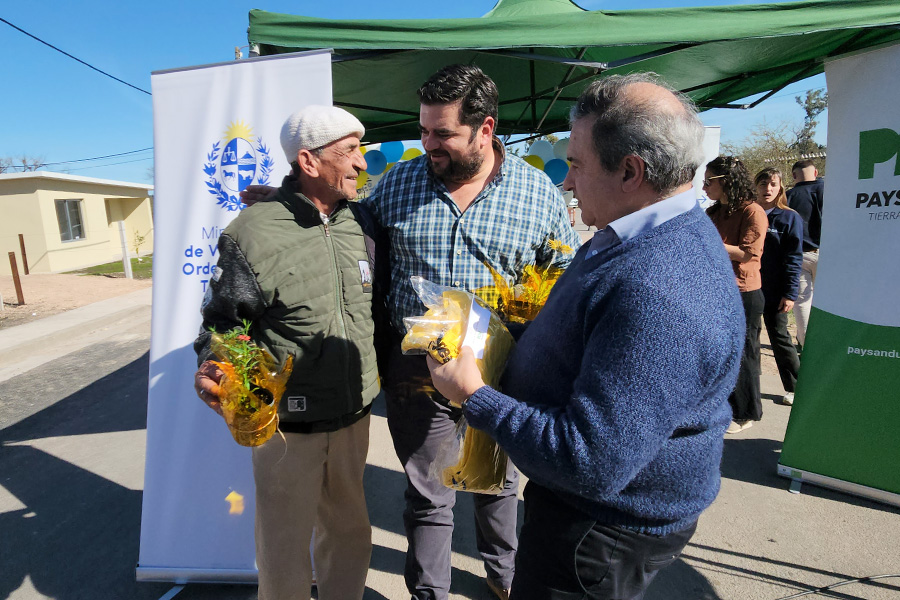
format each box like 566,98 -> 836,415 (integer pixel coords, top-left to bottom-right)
314,135 -> 367,200
703,169 -> 725,203
756,175 -> 781,204
562,116 -> 621,230
419,102 -> 485,183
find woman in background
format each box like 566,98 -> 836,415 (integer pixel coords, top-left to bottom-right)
755,167 -> 803,406
704,156 -> 767,434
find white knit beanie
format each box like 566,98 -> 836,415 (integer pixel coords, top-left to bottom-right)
280,105 -> 365,163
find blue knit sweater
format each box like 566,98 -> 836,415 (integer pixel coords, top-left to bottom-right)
464,205 -> 744,535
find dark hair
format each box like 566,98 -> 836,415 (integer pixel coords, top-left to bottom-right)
791,159 -> 816,172
569,72 -> 705,195
417,64 -> 499,132
707,156 -> 755,215
754,167 -> 789,210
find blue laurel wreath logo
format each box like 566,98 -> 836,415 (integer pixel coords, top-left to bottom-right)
203,121 -> 275,211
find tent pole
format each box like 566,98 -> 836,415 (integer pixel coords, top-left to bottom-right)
500,69 -> 597,108
535,48 -> 589,132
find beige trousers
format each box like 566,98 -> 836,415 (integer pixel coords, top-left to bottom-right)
252,414 -> 372,600
794,249 -> 819,346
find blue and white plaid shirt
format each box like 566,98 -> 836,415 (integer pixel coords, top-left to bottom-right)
363,141 -> 582,332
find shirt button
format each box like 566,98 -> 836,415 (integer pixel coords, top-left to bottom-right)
454,281 -> 460,286
456,250 -> 462,255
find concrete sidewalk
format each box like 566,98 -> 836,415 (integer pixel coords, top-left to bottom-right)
2,287 -> 898,600
0,287 -> 152,383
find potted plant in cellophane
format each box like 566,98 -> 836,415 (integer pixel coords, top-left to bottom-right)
209,321 -> 293,447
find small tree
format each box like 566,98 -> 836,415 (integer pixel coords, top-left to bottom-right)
17,155 -> 45,171
0,155 -> 45,173
133,230 -> 148,261
794,89 -> 828,157
722,89 -> 827,182
722,120 -> 798,181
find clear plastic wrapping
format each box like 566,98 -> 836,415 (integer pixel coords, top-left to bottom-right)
401,276 -> 515,494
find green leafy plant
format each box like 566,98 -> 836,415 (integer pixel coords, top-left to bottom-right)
133,231 -> 148,260
208,320 -> 293,447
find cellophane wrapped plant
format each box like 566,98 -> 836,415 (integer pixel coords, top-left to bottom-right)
401,276 -> 515,494
478,238 -> 574,323
209,320 -> 293,447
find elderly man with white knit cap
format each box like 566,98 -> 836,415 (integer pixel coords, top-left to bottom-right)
193,105 -> 379,600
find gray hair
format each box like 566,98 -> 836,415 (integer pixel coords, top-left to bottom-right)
569,73 -> 705,195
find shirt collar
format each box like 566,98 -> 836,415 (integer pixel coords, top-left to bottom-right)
586,187 -> 698,260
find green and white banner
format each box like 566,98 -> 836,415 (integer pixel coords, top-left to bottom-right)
779,43 -> 900,505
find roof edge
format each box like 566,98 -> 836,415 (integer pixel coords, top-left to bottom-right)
0,170 -> 154,192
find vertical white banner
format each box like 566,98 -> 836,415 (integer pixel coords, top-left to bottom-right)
779,43 -> 900,506
138,50 -> 333,581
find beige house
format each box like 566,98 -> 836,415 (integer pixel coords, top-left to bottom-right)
0,171 -> 154,277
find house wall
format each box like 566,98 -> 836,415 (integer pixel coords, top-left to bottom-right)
106,197 -> 155,260
0,177 -> 153,276
0,179 -> 49,277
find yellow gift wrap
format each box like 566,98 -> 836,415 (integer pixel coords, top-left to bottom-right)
401,277 -> 515,494
209,323 -> 293,447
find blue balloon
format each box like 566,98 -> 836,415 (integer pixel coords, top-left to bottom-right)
543,159 -> 569,185
365,150 -> 388,175
380,141 -> 405,163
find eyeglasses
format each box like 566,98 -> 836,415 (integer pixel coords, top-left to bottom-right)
702,175 -> 725,186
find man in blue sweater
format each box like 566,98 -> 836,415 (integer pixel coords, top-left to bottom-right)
428,73 -> 745,600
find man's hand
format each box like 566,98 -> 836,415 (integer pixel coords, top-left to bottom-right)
426,346 -> 486,407
240,185 -> 278,207
194,360 -> 225,416
779,298 -> 795,313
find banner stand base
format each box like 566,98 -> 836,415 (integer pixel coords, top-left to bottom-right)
777,464 -> 900,509
135,566 -> 258,584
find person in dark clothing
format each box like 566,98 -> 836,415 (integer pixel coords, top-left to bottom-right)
787,159 -> 824,349
705,156 -> 767,433
755,167 -> 803,406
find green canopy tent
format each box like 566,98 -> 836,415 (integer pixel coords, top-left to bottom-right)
248,0 -> 900,142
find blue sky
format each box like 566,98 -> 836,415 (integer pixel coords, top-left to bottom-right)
1,0 -> 825,184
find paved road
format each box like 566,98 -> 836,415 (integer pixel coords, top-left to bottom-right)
2,298 -> 900,600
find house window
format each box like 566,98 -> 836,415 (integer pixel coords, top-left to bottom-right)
55,199 -> 85,242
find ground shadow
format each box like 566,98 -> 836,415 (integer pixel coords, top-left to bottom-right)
721,437 -> 900,515
0,444 -> 170,600
685,542 -> 900,598
0,346 -> 150,443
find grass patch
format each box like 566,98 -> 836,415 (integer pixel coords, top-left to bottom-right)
67,255 -> 153,279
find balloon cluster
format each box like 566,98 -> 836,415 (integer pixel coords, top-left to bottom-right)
522,138 -> 570,185
358,141 -> 423,189
358,137 -> 571,189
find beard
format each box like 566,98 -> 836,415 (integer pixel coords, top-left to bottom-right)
429,143 -> 484,183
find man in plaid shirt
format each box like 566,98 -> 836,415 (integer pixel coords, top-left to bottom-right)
363,64 -> 580,600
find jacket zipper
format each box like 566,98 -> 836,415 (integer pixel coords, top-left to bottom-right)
322,215 -> 353,406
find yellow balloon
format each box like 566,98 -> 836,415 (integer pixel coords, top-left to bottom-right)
356,170 -> 369,189
385,162 -> 396,172
524,155 -> 544,170
360,146 -> 368,155
402,148 -> 423,161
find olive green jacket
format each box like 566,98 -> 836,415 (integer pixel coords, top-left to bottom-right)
195,182 -> 379,432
